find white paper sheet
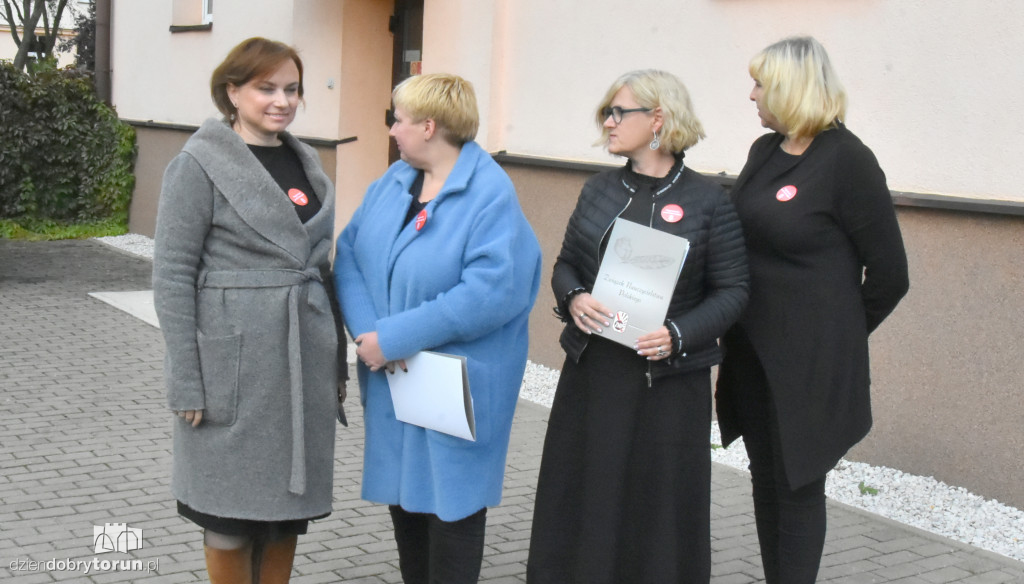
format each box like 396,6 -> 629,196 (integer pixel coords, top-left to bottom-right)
385,351 -> 475,441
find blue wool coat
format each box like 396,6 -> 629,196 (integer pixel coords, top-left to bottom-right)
334,141 -> 542,521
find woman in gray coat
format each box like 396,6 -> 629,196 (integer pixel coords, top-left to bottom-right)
153,38 -> 345,584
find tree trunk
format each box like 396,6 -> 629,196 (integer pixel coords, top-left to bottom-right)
11,0 -> 46,71
40,0 -> 69,59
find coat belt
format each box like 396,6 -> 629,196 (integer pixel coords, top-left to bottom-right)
198,267 -> 324,495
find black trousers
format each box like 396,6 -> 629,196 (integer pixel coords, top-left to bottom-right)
389,505 -> 487,584
728,328 -> 827,584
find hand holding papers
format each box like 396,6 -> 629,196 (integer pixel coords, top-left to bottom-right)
589,219 -> 690,347
385,351 -> 476,441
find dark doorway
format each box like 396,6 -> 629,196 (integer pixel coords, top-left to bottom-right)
389,0 -> 424,164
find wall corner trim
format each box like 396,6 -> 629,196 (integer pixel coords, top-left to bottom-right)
169,23 -> 213,33
890,192 -> 1024,217
121,119 -> 357,148
491,151 -> 1024,218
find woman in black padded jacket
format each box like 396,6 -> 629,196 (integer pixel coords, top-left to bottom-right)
527,69 -> 749,584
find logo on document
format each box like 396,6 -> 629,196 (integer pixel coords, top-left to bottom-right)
612,311 -> 629,333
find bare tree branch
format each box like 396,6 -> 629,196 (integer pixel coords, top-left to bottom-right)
40,0 -> 68,57
10,0 -> 47,71
4,0 -> 70,70
2,0 -> 25,47
13,0 -> 28,26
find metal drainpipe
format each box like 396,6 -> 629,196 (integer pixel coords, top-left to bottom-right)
94,0 -> 111,105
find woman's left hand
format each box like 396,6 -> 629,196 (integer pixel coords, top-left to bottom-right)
354,331 -> 388,371
635,326 -> 673,361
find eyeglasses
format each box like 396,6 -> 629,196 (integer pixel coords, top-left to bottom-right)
601,106 -> 651,124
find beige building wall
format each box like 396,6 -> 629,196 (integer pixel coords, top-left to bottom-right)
425,0 -> 1023,203
111,1 -> 298,129
333,0 -> 395,226
421,0 -> 504,150
111,0 -> 394,235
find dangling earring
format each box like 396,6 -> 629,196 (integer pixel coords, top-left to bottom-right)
230,103 -> 238,122
230,113 -> 236,122
649,130 -> 661,151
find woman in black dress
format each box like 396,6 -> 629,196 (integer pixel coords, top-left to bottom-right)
527,69 -> 749,584
716,36 -> 909,583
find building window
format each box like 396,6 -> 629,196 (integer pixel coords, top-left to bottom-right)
170,0 -> 212,32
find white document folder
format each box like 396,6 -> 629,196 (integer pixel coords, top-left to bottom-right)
385,351 -> 476,441
590,218 -> 690,347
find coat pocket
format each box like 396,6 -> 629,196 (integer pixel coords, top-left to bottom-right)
196,330 -> 242,426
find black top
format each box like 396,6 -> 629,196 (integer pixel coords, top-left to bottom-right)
618,171 -> 657,226
756,143 -> 800,179
404,170 -> 427,225
617,155 -> 686,226
248,143 -> 322,224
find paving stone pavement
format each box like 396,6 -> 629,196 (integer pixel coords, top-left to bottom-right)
1,239 -> 1022,583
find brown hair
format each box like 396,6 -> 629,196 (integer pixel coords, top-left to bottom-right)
210,37 -> 304,119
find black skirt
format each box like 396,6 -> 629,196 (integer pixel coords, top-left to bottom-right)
177,501 -> 327,541
527,336 -> 712,584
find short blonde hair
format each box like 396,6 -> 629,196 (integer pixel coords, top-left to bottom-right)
392,73 -> 479,146
594,69 -> 706,153
749,36 -> 847,141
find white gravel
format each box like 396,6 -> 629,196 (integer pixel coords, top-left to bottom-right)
520,359 -> 1024,563
97,233 -> 159,259
96,233 -> 1024,563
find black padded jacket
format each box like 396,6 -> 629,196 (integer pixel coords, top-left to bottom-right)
552,159 -> 750,382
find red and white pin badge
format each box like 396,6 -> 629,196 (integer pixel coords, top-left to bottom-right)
612,311 -> 629,333
776,185 -> 798,202
415,209 -> 428,231
288,188 -> 309,206
661,204 -> 684,223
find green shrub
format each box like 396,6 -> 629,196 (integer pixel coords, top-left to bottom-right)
0,60 -> 136,228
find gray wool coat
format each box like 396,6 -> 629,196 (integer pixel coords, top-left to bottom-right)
153,118 -> 341,521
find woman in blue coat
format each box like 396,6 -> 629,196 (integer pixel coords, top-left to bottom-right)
333,73 -> 542,584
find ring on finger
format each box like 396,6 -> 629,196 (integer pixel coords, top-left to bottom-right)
579,312 -> 586,319
657,350 -> 668,357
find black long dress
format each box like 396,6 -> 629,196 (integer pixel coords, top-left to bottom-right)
527,336 -> 711,584
528,158 -> 748,584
